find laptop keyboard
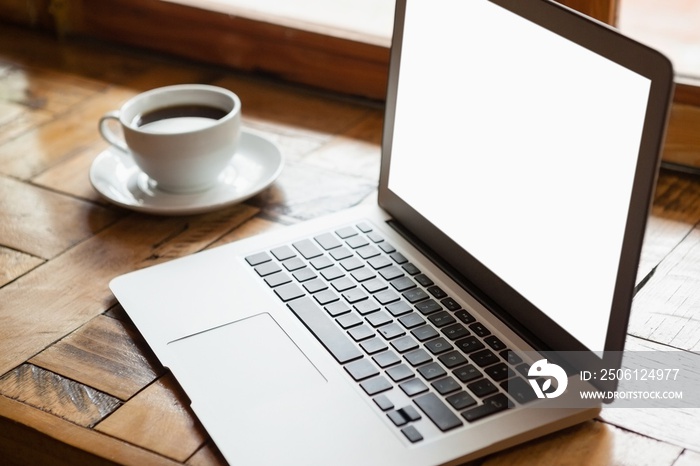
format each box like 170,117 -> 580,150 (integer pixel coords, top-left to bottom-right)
245,221 -> 537,443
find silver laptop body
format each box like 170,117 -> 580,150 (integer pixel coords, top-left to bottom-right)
111,0 -> 673,464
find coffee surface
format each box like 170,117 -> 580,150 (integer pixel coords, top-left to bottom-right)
135,104 -> 228,128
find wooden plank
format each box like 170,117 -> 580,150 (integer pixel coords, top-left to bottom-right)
629,226 -> 700,352
29,315 -> 165,401
482,419 -> 681,466
0,246 -> 43,287
661,103 -> 700,169
95,374 -> 208,462
0,204 -> 258,377
0,395 -> 181,465
0,363 -> 121,428
0,176 -> 121,259
557,0 -> 618,24
600,337 -> 700,451
186,443 -> 227,466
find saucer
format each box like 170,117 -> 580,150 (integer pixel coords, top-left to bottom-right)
90,131 -> 284,215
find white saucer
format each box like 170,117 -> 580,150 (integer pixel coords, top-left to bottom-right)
90,131 -> 284,215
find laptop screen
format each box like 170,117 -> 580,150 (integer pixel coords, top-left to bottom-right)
380,0 -> 672,365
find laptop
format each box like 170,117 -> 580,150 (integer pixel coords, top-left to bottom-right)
110,0 -> 673,464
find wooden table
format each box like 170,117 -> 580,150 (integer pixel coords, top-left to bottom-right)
1,25 -> 699,466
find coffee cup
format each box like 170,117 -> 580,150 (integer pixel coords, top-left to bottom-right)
99,84 -> 241,193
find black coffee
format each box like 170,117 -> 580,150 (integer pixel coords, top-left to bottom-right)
135,104 -> 228,127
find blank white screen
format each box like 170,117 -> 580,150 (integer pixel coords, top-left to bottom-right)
388,0 -> 651,352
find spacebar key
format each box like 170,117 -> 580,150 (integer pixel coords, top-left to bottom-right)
287,297 -> 363,364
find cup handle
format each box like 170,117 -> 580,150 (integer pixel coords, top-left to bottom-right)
98,111 -> 129,153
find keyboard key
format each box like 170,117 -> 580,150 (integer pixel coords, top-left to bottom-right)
440,297 -> 462,311
484,335 -> 507,351
292,239 -> 323,259
351,267 -> 376,282
314,232 -> 342,250
313,289 -> 339,305
438,350 -> 468,368
274,283 -> 305,302
377,322 -> 405,339
379,265 -> 404,281
360,338 -> 388,355
367,232 -> 384,243
367,256 -> 392,270
467,378 -> 498,398
330,247 -> 353,261
379,242 -> 396,254
362,278 -> 388,294
414,274 -> 434,287
455,336 -> 484,354
386,364 -> 414,382
442,323 -> 470,341
391,252 -> 408,264
356,222 -> 373,233
391,335 -> 419,353
375,290 -> 401,305
293,267 -> 317,283
332,277 -> 356,292
320,266 -> 345,281
501,350 -> 523,366
386,300 -> 412,316
415,299 -> 441,315
453,364 -> 482,383
271,245 -> 296,261
373,350 -> 401,368
425,337 -> 453,355
417,362 -> 446,381
391,276 -> 416,292
401,425 -> 424,443
354,300 -> 381,315
469,322 -> 491,337
303,279 -> 328,294
485,363 -> 514,382
340,257 -> 364,271
265,272 -> 292,288
500,377 -> 538,404
345,358 -> 379,381
336,313 -> 362,329
398,312 -> 425,329
255,261 -> 282,277
325,301 -> 351,317
411,325 -> 439,342
398,405 -> 422,422
404,349 -> 432,367
427,285 -> 447,299
346,235 -> 369,249
414,393 -> 463,431
245,251 -> 271,266
287,297 -> 362,364
348,324 -> 374,341
282,257 -> 306,272
470,349 -> 499,367
374,394 -> 394,411
462,394 -> 511,422
403,288 -> 429,303
310,255 -> 333,270
335,226 -> 358,238
428,311 -> 456,327
400,378 -> 428,397
446,391 -> 477,410
402,263 -> 421,275
361,375 -> 392,396
455,310 -> 476,324
388,410 -> 408,427
342,288 -> 369,304
357,245 -> 381,259
366,311 -> 393,328
432,376 -> 461,395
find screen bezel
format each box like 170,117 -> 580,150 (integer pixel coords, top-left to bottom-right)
379,0 -> 674,392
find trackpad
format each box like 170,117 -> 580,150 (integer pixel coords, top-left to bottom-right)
165,312 -> 326,399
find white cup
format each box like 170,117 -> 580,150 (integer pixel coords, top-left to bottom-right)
99,84 -> 241,193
